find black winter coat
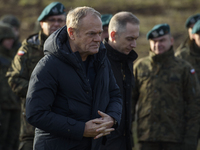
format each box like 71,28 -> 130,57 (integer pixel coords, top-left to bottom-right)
99,41 -> 137,150
26,26 -> 122,150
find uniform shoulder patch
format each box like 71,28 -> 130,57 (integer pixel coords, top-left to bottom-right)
17,50 -> 25,56
190,68 -> 195,74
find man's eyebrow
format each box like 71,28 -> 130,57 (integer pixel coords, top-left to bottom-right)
89,30 -> 103,32
126,36 -> 139,39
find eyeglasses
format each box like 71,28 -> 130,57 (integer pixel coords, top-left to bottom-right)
45,18 -> 66,24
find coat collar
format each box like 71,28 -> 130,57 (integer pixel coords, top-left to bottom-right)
104,40 -> 138,62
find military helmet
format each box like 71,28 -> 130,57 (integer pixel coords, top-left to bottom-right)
0,14 -> 20,28
0,22 -> 15,41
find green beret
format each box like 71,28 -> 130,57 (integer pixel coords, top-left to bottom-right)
38,2 -> 66,22
0,15 -> 20,28
146,23 -> 170,40
0,22 -> 15,41
101,14 -> 113,27
185,14 -> 200,28
192,20 -> 200,34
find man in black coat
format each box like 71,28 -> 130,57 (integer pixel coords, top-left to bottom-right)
25,6 -> 122,150
99,12 -> 139,150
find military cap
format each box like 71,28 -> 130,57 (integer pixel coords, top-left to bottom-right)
0,22 -> 15,41
101,14 -> 113,27
146,23 -> 170,40
0,15 -> 20,28
192,20 -> 200,34
185,14 -> 200,28
37,2 -> 66,22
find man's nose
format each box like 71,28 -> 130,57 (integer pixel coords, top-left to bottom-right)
131,40 -> 137,48
94,34 -> 101,42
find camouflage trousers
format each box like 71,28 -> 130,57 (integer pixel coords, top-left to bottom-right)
138,141 -> 182,150
0,109 -> 20,150
18,140 -> 33,150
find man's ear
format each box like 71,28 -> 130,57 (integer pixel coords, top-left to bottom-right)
191,33 -> 195,40
68,27 -> 75,40
40,22 -> 44,29
110,31 -> 116,42
170,36 -> 174,45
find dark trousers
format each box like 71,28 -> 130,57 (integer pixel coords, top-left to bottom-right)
138,141 -> 182,150
99,135 -> 127,150
0,109 -> 20,150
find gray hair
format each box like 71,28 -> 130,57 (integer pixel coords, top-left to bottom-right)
108,11 -> 140,35
67,6 -> 101,30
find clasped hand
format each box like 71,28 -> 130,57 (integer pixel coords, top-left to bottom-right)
83,110 -> 115,139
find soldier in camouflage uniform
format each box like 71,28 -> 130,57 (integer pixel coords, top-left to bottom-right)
175,15 -> 200,144
132,23 -> 200,150
0,14 -> 21,58
6,2 -> 66,150
175,14 -> 200,57
0,22 -> 21,150
175,14 -> 200,83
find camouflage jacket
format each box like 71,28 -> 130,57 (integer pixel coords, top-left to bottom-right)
10,39 -> 21,58
176,37 -> 190,53
175,39 -> 200,82
133,48 -> 200,147
0,45 -> 20,110
6,30 -> 47,141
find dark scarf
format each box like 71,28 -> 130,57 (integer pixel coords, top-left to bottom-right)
104,41 -> 138,63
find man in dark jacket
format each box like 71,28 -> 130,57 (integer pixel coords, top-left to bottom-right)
25,6 -> 122,150
99,12 -> 139,150
6,2 -> 66,150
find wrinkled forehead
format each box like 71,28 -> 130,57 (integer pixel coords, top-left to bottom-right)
80,13 -> 101,24
78,14 -> 102,29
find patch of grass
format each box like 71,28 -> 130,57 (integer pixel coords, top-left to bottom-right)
18,0 -> 40,6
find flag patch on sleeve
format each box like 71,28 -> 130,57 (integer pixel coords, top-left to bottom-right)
17,50 -> 25,56
190,69 -> 195,74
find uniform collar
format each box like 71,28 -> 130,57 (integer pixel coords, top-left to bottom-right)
149,46 -> 174,63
